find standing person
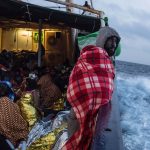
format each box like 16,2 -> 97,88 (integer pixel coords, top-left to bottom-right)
63,26 -> 120,150
82,1 -> 91,15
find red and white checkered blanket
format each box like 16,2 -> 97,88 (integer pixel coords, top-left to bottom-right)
62,45 -> 115,150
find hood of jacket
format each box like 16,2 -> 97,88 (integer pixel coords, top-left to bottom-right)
96,26 -> 121,49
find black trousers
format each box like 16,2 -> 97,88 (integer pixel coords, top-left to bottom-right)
0,134 -> 12,150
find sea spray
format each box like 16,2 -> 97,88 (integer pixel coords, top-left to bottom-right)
117,75 -> 150,150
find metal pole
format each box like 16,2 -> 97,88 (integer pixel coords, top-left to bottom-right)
38,19 -> 42,67
45,0 -> 103,16
66,0 -> 76,65
66,0 -> 72,12
90,0 -> 94,9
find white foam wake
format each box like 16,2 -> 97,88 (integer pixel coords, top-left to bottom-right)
117,75 -> 150,150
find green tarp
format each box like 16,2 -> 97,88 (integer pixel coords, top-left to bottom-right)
77,31 -> 121,56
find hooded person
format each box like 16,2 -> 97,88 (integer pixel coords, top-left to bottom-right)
62,26 -> 120,150
96,26 -> 120,57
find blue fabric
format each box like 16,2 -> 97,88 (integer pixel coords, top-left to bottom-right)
0,81 -> 15,101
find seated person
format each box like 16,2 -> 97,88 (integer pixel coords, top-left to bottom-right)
0,82 -> 28,148
37,69 -> 62,116
25,74 -> 40,109
17,75 -> 41,128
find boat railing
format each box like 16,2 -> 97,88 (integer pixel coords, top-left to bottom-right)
91,82 -> 124,150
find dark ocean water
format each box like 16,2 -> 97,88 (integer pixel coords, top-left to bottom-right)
116,60 -> 150,77
115,61 -> 150,150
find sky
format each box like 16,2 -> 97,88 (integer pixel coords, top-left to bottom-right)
90,0 -> 150,65
24,0 -> 150,65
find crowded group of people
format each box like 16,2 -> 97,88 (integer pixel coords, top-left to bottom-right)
0,26 -> 120,149
0,50 -> 72,149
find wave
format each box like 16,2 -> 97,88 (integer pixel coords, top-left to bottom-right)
116,74 -> 150,150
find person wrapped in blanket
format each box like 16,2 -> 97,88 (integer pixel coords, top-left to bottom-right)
17,74 -> 41,129
37,67 -> 62,116
63,26 -> 121,150
0,81 -> 28,149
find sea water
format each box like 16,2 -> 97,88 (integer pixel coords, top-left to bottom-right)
116,61 -> 150,150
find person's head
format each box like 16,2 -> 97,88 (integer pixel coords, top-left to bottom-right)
96,26 -> 120,57
14,75 -> 23,86
0,81 -> 15,100
85,1 -> 88,5
0,83 -> 10,97
26,78 -> 38,91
